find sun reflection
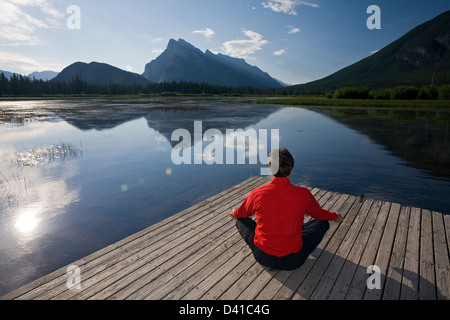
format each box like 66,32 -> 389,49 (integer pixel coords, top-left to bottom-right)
15,208 -> 40,233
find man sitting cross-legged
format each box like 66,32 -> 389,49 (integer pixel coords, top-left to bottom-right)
230,148 -> 344,271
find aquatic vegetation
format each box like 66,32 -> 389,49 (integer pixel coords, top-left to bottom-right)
14,140 -> 83,167
0,170 -> 26,207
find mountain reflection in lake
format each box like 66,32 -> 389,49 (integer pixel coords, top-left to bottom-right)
0,98 -> 449,296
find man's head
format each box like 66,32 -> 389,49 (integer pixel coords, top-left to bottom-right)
269,148 -> 294,178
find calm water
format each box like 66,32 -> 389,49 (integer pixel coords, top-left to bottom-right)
0,98 -> 449,295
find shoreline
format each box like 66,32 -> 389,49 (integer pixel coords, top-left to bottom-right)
251,96 -> 450,110
0,94 -> 449,109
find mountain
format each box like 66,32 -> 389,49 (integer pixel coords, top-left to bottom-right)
53,62 -> 151,86
28,71 -> 58,81
290,10 -> 450,93
142,38 -> 284,89
0,70 -> 14,79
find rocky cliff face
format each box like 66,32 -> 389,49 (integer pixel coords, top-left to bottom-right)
142,39 -> 283,89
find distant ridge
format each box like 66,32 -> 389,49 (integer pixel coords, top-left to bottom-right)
53,62 -> 151,86
1,70 -> 58,81
0,70 -> 14,79
28,71 -> 58,81
142,38 -> 284,89
289,10 -> 450,93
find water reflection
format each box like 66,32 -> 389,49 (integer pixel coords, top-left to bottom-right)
0,158 -> 80,293
0,98 -> 449,297
0,98 -> 283,295
312,107 -> 450,179
15,206 -> 40,233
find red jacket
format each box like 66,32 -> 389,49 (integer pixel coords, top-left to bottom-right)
232,177 -> 338,257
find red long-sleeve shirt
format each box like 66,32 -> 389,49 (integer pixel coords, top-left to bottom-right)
232,177 -> 338,257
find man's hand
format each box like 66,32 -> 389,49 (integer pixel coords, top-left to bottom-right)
333,213 -> 344,223
229,209 -> 237,220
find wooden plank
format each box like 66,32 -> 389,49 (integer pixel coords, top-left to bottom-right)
399,207 -> 421,300
185,245 -> 254,300
255,269 -> 294,300
98,219 -> 238,300
272,194 -> 358,300
54,209 -> 235,299
327,200 -> 383,300
338,201 -> 391,300
148,232 -> 243,300
124,226 -> 240,300
443,213 -> 450,300
219,261 -> 266,300
363,202 -> 401,300
310,199 -> 378,300
236,268 -> 279,300
432,211 -> 450,300
292,197 -> 366,300
166,239 -> 249,300
63,222 -> 228,299
419,209 -> 436,300
200,251 -> 255,300
382,206 -> 410,300
444,214 -> 450,254
180,240 -> 252,300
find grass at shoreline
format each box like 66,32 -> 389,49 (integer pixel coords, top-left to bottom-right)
251,96 -> 450,109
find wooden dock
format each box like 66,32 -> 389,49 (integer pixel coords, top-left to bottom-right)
1,176 -> 449,300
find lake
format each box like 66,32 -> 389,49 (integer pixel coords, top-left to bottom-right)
0,97 -> 449,296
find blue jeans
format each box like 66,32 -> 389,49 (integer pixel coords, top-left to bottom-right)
236,218 -> 330,270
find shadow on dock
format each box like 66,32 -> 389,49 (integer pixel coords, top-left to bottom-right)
1,176 -> 448,300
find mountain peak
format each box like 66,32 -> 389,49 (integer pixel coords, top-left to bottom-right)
28,70 -> 58,81
176,38 -> 192,46
143,39 -> 283,88
167,38 -> 203,54
53,61 -> 150,86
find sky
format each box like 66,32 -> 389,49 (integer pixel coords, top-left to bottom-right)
0,0 -> 449,85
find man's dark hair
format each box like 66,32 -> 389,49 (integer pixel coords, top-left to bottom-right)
269,148 -> 294,178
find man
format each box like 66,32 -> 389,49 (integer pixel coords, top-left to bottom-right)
230,148 -> 344,271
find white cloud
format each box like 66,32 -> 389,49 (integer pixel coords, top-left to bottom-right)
0,0 -> 64,46
222,29 -> 268,59
261,0 -> 319,15
273,49 -> 286,56
152,48 -> 164,55
152,37 -> 164,43
0,50 -> 64,74
288,26 -> 301,34
191,28 -> 215,39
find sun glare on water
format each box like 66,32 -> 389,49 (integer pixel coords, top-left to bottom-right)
15,209 -> 39,233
